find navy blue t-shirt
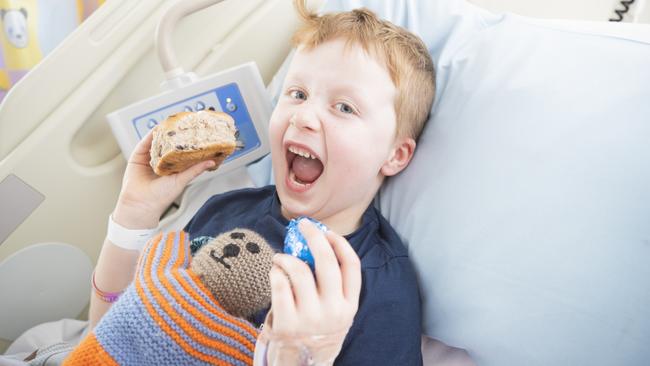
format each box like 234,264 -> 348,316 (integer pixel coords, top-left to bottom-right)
184,185 -> 422,365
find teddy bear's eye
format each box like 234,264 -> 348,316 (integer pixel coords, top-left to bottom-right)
230,232 -> 245,240
246,242 -> 260,254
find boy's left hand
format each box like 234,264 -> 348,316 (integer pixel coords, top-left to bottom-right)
266,219 -> 362,364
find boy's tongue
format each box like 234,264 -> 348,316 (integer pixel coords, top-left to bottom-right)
292,155 -> 323,184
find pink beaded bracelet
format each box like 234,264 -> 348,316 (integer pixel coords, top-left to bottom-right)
92,271 -> 124,303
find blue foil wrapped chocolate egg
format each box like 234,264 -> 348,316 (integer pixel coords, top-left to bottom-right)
284,217 -> 328,271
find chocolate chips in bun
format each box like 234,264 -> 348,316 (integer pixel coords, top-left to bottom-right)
149,110 -> 238,176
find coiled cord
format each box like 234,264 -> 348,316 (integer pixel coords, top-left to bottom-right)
609,0 -> 636,21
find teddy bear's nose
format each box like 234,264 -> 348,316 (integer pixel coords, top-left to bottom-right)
222,243 -> 240,258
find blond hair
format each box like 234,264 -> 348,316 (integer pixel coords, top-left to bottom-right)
292,0 -> 435,140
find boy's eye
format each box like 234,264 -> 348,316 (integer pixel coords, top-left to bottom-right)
289,90 -> 307,100
335,102 -> 355,114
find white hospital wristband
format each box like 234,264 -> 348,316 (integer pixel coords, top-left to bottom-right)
107,214 -> 157,251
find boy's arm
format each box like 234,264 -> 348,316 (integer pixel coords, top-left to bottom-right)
88,131 -> 215,328
335,256 -> 423,365
87,205 -> 157,328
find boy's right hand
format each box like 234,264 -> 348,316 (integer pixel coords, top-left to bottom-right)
264,219 -> 362,365
112,130 -> 216,229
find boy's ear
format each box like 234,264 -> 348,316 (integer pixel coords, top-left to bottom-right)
380,136 -> 416,177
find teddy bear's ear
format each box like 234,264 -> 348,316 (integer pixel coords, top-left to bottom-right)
20,8 -> 27,19
0,9 -> 6,19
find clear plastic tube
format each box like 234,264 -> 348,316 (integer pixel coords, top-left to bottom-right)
257,312 -> 350,366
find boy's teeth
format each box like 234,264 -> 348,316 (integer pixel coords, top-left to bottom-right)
288,146 -> 316,160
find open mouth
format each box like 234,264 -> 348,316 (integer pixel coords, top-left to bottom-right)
285,144 -> 324,188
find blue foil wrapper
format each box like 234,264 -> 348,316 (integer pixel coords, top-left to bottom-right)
284,217 -> 328,271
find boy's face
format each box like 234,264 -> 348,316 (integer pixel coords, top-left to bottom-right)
269,38 -> 407,229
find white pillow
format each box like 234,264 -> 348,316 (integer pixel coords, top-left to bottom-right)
355,1 -> 650,365
253,1 -> 650,364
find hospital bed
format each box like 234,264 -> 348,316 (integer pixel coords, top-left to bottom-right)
0,0 -> 318,350
1,0 -> 649,363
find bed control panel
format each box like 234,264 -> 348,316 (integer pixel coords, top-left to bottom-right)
107,62 -> 271,184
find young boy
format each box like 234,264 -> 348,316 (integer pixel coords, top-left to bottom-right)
90,1 -> 435,364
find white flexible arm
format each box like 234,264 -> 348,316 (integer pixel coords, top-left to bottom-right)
155,0 -> 225,86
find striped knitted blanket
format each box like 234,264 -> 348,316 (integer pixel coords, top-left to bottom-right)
64,231 -> 260,366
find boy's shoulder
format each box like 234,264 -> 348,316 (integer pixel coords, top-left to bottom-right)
357,207 -> 412,270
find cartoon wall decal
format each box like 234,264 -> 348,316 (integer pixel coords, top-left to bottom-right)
1,7 -> 28,48
0,0 -> 103,102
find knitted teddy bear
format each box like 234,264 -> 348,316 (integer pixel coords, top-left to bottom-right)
64,229 -> 275,366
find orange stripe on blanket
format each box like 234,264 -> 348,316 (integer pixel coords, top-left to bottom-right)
62,333 -> 119,366
154,231 -> 256,355
187,271 -> 259,337
166,232 -> 258,338
135,232 -> 254,365
137,231 -> 164,270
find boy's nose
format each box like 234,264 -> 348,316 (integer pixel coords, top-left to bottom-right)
290,111 -> 320,132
